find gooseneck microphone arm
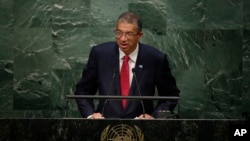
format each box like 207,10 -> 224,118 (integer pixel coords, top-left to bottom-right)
101,71 -> 117,116
132,68 -> 145,118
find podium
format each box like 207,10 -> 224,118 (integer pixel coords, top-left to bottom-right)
0,118 -> 248,140
1,96 -> 247,140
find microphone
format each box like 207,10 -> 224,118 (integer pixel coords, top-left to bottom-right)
132,68 -> 145,118
101,70 -> 117,116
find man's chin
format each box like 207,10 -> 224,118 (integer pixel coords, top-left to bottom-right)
121,49 -> 130,54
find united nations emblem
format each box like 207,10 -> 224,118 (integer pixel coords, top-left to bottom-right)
100,124 -> 144,141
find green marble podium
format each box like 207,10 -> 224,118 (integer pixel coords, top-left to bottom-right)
0,119 -> 248,141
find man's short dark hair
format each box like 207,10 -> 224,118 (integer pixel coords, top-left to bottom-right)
117,12 -> 142,33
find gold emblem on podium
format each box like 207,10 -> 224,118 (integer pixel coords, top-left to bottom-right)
100,124 -> 144,141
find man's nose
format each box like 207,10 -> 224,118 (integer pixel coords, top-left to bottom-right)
120,34 -> 128,41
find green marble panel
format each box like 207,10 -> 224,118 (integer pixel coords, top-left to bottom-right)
242,28 -> 250,117
204,30 -> 242,71
174,70 -> 206,118
13,28 -> 60,80
0,1 -> 15,117
13,71 -> 53,110
0,62 -> 14,117
161,29 -> 205,70
244,0 -> 250,29
0,62 -> 13,90
129,2 -> 167,35
205,0 -> 243,29
13,0 -> 52,27
243,30 -> 250,71
52,0 -> 90,28
50,69 -> 82,110
13,28 -> 56,110
52,27 -> 92,63
241,71 -> 250,115
165,0 -> 205,29
0,28 -> 13,60
91,27 -> 116,45
91,0 -> 128,27
0,0 -> 13,27
140,28 -> 204,70
204,71 -> 243,118
139,29 -> 164,49
90,0 -> 128,44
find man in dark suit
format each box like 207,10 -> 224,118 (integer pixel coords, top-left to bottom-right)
75,12 -> 180,119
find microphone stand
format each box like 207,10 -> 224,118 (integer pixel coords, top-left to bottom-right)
101,71 -> 117,116
132,68 -> 145,118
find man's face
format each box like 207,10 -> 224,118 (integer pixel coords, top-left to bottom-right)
115,22 -> 143,55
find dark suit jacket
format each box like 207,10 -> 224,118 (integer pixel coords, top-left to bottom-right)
75,42 -> 180,118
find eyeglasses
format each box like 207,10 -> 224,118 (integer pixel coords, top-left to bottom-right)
114,30 -> 139,39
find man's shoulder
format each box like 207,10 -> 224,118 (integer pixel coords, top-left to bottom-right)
91,41 -> 117,56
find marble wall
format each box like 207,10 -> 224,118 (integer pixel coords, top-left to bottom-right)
0,0 -> 249,119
